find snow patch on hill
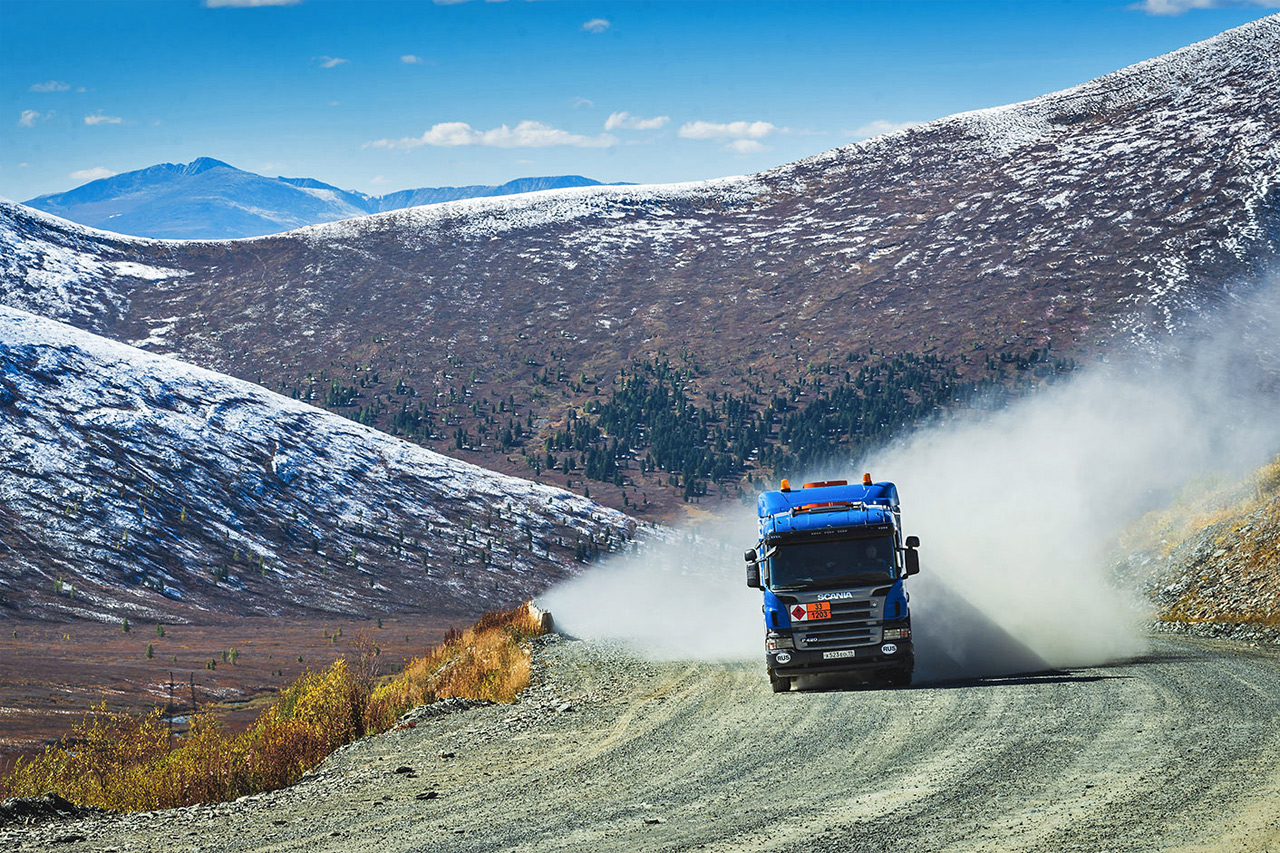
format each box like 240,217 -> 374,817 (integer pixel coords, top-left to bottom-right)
0,202 -> 185,333
0,305 -> 639,622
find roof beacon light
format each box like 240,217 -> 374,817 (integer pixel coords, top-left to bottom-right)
780,479 -> 791,492
862,473 -> 873,486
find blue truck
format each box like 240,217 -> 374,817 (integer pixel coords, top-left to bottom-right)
745,475 -> 920,692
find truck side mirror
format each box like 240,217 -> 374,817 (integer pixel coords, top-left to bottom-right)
903,547 -> 920,577
746,562 -> 761,589
905,535 -> 920,549
744,549 -> 757,562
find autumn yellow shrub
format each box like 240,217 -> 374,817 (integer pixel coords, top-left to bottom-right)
1,602 -> 549,811
364,601 -> 547,731
1,657 -> 371,810
1117,456 -> 1280,557
1254,456 -> 1280,501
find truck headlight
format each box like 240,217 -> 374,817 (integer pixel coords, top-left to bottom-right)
766,632 -> 794,650
883,627 -> 911,640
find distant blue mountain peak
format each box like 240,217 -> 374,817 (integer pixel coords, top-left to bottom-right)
182,157 -> 234,175
23,158 -> 626,240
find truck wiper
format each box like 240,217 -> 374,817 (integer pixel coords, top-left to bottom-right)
772,579 -> 814,591
775,575 -> 889,592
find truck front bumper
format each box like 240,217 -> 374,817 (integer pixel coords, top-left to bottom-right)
767,640 -> 913,676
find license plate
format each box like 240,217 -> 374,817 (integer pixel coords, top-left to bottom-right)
822,649 -> 856,660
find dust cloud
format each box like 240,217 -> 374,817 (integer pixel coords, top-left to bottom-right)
543,278 -> 1280,680
541,518 -> 762,660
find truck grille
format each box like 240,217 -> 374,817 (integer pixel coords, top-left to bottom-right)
795,598 -> 881,649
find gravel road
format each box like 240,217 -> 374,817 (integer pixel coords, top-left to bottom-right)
5,634 -> 1280,852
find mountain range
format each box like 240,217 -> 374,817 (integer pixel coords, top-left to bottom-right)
2,14 -> 1278,564
21,158 -> 622,240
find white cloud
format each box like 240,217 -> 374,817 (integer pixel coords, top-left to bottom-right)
401,54 -> 424,64
678,120 -> 782,140
369,175 -> 390,185
318,56 -> 349,69
70,167 -> 117,182
572,96 -> 595,109
850,119 -> 921,139
30,81 -> 71,93
17,110 -> 45,127
366,120 -> 618,150
1131,0 -> 1280,13
204,0 -> 302,7
604,111 -> 670,131
725,139 -> 767,155
84,112 -> 123,125
582,18 -> 610,33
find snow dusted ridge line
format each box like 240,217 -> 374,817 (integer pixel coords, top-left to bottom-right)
0,199 -> 167,246
789,12 -> 1280,169
0,304 -> 618,510
0,201 -> 191,333
0,305 -> 639,622
289,175 -> 765,244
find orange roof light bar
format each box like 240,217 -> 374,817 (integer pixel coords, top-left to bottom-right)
802,480 -> 848,489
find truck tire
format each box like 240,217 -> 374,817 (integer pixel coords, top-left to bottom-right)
769,671 -> 791,693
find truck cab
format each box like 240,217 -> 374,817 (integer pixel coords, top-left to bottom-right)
746,475 -> 920,693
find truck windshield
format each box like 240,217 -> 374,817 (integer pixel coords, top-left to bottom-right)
769,534 -> 896,590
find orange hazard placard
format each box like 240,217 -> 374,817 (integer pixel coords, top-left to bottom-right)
789,601 -> 832,622
806,602 -> 831,620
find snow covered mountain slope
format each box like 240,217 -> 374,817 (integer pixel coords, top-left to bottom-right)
0,305 -> 637,624
21,157 -> 619,240
1,16 -> 1278,516
0,203 -> 183,334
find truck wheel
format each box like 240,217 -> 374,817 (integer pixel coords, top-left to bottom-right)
769,671 -> 791,693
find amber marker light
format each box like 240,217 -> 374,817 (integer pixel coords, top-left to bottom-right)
780,479 -> 791,492
863,473 -> 873,485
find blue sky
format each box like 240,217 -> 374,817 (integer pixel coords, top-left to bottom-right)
3,0 -> 1278,201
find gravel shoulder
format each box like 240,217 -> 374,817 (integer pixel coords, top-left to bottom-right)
5,634 -> 1280,852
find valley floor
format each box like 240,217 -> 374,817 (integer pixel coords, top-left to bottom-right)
0,613 -> 460,768
5,634 -> 1279,852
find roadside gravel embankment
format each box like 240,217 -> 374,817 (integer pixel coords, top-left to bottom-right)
1115,462 -> 1280,646
5,631 -> 1280,852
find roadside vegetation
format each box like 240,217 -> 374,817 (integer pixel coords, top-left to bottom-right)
1117,454 -> 1280,628
1118,455 -> 1280,558
0,602 -> 549,811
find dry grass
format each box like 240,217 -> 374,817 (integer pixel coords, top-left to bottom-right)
1117,455 -> 1280,629
0,658 -> 368,811
363,602 -> 549,731
0,602 -> 549,811
1118,456 -> 1280,558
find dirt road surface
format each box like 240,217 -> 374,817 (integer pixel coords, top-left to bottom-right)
5,635 -> 1280,852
